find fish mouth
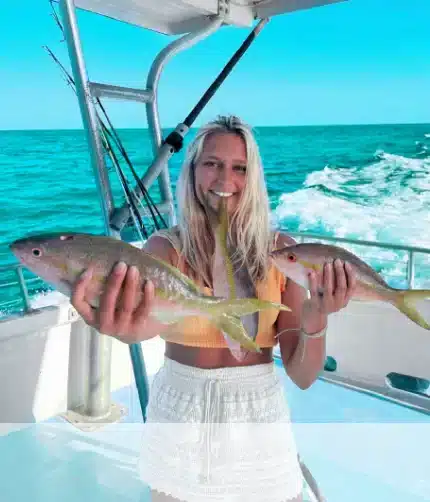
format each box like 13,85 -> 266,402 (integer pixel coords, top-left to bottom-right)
9,240 -> 28,263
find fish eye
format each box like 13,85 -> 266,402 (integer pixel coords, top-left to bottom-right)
32,248 -> 42,257
287,253 -> 297,262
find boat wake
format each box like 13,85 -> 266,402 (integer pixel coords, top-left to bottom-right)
274,149 -> 430,289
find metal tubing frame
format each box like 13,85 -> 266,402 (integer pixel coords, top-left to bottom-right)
407,250 -> 415,289
58,0 -> 127,424
146,16 -> 224,227
110,16 -> 223,231
110,123 -> 189,232
15,267 -> 32,313
59,0 -> 116,234
56,4 -> 224,426
146,16 -> 224,151
90,82 -> 154,103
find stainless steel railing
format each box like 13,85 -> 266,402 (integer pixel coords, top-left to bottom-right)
0,263 -> 41,315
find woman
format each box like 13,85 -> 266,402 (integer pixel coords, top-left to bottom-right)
71,115 -> 356,502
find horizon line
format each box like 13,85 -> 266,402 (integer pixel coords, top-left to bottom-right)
1,120 -> 430,133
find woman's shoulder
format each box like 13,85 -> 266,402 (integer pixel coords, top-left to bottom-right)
271,229 -> 297,250
144,226 -> 181,266
149,225 -> 180,242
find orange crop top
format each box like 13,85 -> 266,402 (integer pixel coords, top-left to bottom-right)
150,228 -> 287,349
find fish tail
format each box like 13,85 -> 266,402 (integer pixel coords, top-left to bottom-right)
200,297 -> 289,361
393,289 -> 430,330
214,314 -> 261,361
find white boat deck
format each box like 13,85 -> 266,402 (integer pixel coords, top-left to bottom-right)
1,354 -> 429,502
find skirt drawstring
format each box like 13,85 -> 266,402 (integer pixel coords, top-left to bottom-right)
199,378 -> 221,483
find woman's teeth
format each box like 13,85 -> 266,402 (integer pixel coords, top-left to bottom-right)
213,191 -> 233,197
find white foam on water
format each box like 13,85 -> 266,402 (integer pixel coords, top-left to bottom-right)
30,290 -> 69,309
274,150 -> 430,288
0,289 -> 68,319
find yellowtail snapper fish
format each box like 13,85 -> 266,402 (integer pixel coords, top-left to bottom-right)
270,242 -> 430,330
10,233 -> 291,355
211,198 -> 260,361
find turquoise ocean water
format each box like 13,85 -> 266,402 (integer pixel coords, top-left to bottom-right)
1,123 -> 430,317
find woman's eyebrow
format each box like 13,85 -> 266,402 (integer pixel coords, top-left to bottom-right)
203,155 -> 246,163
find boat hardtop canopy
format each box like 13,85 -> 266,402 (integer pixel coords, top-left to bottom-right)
73,0 -> 346,34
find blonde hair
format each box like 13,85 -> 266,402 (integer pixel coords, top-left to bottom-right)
176,115 -> 271,287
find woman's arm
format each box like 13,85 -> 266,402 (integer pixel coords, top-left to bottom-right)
274,233 -> 356,390
277,278 -> 327,390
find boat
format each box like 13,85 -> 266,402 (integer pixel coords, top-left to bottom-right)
0,1 -> 429,501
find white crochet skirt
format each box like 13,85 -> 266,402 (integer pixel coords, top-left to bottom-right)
138,357 -> 304,502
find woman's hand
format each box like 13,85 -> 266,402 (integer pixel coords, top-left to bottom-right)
301,259 -> 357,334
71,261 -> 157,344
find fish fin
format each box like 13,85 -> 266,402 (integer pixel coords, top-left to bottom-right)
155,313 -> 257,358
221,331 -> 250,362
394,290 -> 430,330
214,314 -> 259,357
210,297 -> 291,317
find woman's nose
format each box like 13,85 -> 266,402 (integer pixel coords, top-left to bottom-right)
216,164 -> 234,184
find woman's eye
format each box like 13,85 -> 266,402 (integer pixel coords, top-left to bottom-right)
234,165 -> 247,173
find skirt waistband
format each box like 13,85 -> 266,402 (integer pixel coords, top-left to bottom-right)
161,356 -> 276,382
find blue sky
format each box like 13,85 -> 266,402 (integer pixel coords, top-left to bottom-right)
1,0 -> 429,130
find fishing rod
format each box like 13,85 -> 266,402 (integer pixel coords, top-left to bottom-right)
94,98 -> 167,230
43,45 -> 152,240
47,1 -> 167,235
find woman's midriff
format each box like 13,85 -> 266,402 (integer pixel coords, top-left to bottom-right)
165,341 -> 273,369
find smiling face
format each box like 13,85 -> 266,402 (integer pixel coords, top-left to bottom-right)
193,132 -> 247,215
